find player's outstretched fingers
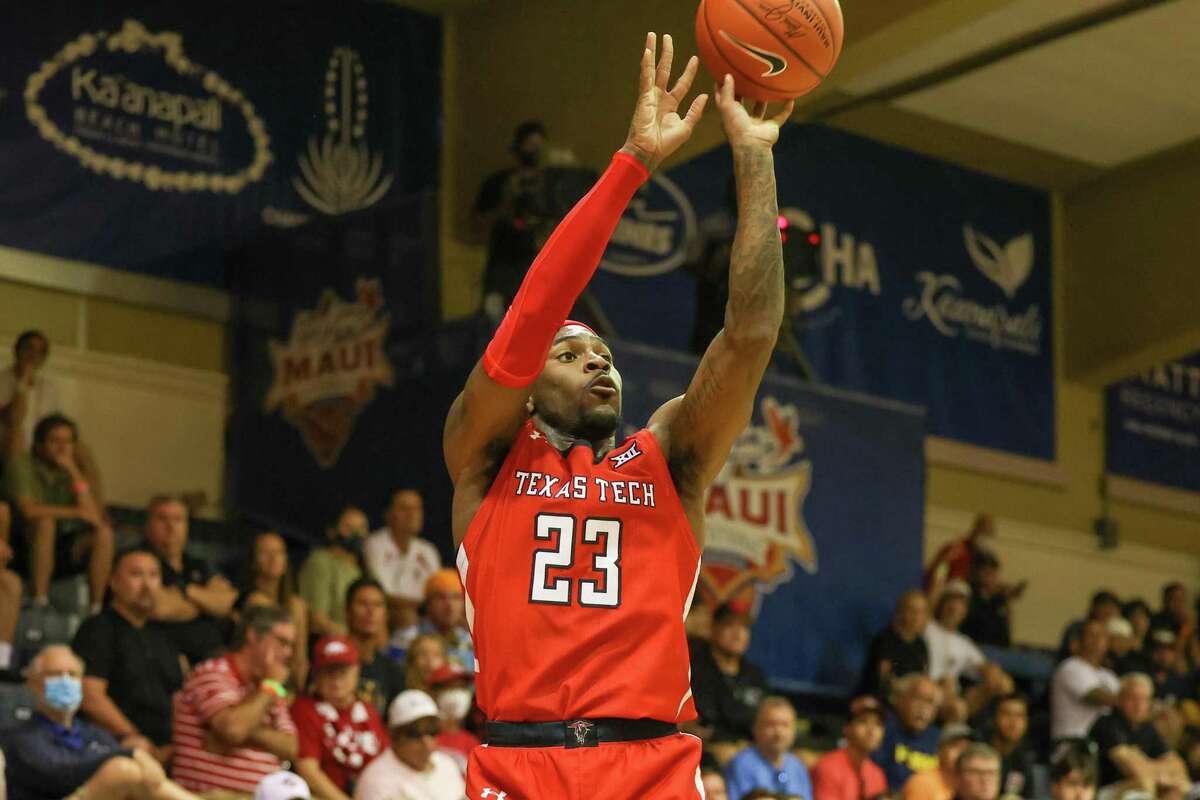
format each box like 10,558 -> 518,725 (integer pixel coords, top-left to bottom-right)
670,55 -> 700,104
656,33 -> 675,90
770,99 -> 797,127
682,93 -> 710,130
638,33 -> 656,95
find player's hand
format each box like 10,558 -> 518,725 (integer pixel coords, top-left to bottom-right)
713,74 -> 794,150
622,33 -> 709,173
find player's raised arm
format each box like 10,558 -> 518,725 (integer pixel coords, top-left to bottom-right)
651,76 -> 795,501
443,33 -> 709,483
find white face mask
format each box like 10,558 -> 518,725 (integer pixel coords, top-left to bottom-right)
437,688 -> 474,722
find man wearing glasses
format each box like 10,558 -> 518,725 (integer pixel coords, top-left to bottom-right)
354,690 -> 465,800
171,605 -> 298,794
952,743 -> 1002,800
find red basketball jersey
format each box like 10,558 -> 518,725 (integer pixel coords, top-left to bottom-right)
457,419 -> 701,723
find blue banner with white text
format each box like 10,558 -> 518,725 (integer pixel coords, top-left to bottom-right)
1106,353 -> 1200,494
0,1 -> 440,287
592,124 -> 1054,460
617,341 -> 926,690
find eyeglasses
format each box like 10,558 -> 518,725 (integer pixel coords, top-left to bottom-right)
401,723 -> 440,739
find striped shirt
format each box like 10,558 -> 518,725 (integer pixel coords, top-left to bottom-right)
171,654 -> 296,792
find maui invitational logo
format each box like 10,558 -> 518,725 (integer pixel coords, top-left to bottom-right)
264,279 -> 394,468
24,19 -> 272,193
599,173 -> 696,277
701,397 -> 816,607
902,225 -> 1043,356
264,46 -> 394,228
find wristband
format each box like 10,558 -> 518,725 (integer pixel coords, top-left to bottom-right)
260,679 -> 288,699
73,480 -> 90,495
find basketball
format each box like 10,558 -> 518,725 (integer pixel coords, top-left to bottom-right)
695,0 -> 844,102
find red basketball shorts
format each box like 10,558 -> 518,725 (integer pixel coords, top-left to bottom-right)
465,732 -> 705,800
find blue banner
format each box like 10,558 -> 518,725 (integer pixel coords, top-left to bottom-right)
1106,353 -> 1200,494
616,341 -> 925,690
590,124 -> 1054,460
0,1 -> 440,287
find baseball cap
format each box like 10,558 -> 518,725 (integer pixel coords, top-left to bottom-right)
943,579 -> 972,599
1105,617 -> 1133,638
312,635 -> 359,671
847,695 -> 885,722
1149,627 -> 1177,648
388,689 -> 440,728
425,568 -> 462,599
428,661 -> 471,688
939,723 -> 975,746
255,771 -> 311,800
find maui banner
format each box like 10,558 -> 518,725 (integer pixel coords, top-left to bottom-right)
0,1 -> 440,286
1106,353 -> 1200,495
591,124 -> 1054,461
617,341 -> 925,690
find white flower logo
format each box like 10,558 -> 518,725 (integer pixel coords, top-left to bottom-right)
963,225 -> 1034,299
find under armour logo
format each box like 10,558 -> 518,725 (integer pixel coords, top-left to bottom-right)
609,442 -> 642,469
481,790 -> 508,799
567,719 -> 595,745
529,430 -> 543,441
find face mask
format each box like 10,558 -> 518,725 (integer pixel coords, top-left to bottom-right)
44,675 -> 82,713
516,148 -> 541,168
437,688 -> 474,722
339,534 -> 365,555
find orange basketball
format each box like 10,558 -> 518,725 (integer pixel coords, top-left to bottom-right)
695,0 -> 844,102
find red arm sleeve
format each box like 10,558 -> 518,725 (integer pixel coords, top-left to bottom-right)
482,151 -> 648,387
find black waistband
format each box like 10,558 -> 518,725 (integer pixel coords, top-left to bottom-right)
484,718 -> 679,749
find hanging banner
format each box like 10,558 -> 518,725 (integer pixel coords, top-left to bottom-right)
0,1 -> 440,286
590,124 -> 1054,461
617,341 -> 925,690
1106,353 -> 1200,495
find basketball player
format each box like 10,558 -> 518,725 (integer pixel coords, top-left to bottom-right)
444,32 -> 794,800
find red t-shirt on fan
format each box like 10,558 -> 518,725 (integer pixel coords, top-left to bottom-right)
458,420 -> 701,723
291,696 -> 387,790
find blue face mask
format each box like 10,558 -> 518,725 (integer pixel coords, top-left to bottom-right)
44,675 -> 82,712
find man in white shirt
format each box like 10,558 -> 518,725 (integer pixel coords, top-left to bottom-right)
1051,618 -> 1119,739
354,690 -> 465,800
925,580 -> 1013,720
363,490 -> 441,633
0,331 -> 61,459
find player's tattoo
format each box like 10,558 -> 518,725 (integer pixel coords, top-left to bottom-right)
725,145 -> 784,337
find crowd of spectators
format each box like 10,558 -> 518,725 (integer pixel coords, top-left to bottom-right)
0,330 -> 1197,800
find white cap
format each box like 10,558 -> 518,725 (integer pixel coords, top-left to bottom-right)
255,771 -> 311,800
388,689 -> 440,728
1106,616 -> 1134,638
943,578 -> 972,598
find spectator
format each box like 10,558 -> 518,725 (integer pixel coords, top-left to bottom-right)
689,601 -> 770,755
345,578 -> 406,716
903,723 -> 973,800
143,495 -> 237,665
1,644 -> 198,800
954,743 -> 1002,800
240,530 -> 310,691
1050,619 -> 1118,740
724,697 -> 813,800
405,634 -> 449,695
256,771 -> 312,800
1087,673 -> 1189,797
874,674 -> 942,790
987,694 -> 1035,799
171,605 -> 298,794
299,506 -> 368,637
3,413 -> 112,611
859,590 -> 930,699
811,696 -> 887,800
1104,618 -> 1145,676
1048,740 -> 1099,800
293,635 -> 388,800
0,331 -> 60,459
1122,600 -> 1151,651
925,580 -> 1014,721
427,661 -> 479,770
395,568 -> 473,669
701,766 -> 730,800
960,550 -> 1023,648
1150,583 -> 1189,637
1143,628 -> 1190,703
0,530 -> 19,675
1057,591 -> 1121,663
354,690 -> 465,800
72,547 -> 183,763
925,514 -> 994,593
363,489 -> 441,634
